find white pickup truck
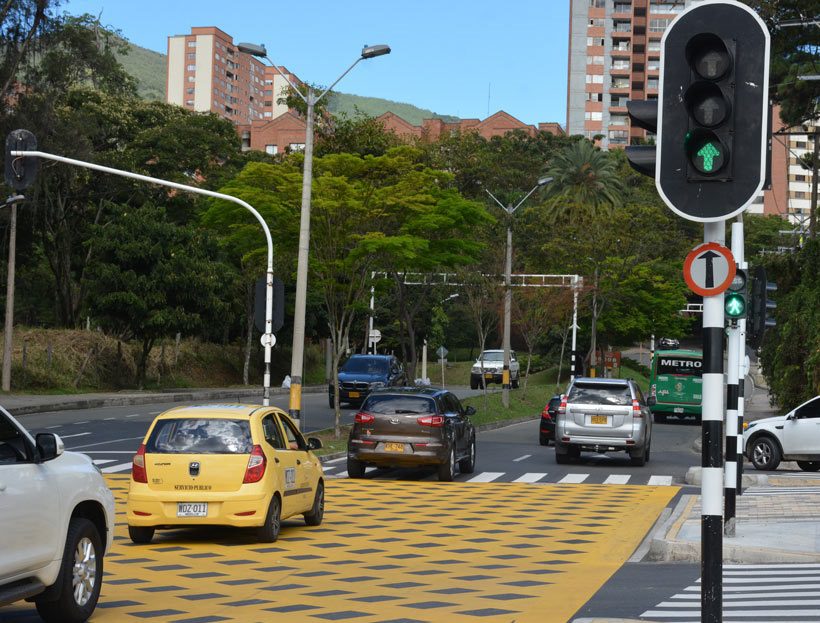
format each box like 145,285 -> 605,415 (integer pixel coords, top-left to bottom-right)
0,405 -> 115,622
470,349 -> 520,390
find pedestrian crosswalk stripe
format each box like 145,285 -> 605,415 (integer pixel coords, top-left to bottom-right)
513,454 -> 531,462
92,459 -> 116,466
643,564 -> 820,621
648,475 -> 674,486
745,486 -> 820,496
467,472 -> 504,483
603,474 -> 630,485
558,473 -> 589,484
101,462 -> 132,473
513,473 -> 548,483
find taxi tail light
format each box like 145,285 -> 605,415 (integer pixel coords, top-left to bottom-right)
132,444 -> 147,483
354,412 -> 375,424
243,445 -> 267,484
632,399 -> 643,417
417,415 -> 444,427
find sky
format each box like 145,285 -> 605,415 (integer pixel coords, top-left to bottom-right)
61,0 -> 570,126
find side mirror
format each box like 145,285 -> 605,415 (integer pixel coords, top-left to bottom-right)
647,396 -> 656,406
465,406 -> 476,416
36,432 -> 64,462
307,437 -> 323,450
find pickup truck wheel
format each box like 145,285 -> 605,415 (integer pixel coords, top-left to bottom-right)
35,518 -> 103,623
128,525 -> 155,544
511,377 -> 520,389
469,376 -> 479,390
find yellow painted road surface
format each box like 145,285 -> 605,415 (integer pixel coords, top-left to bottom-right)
2,475 -> 677,623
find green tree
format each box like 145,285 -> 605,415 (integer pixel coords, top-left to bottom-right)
86,205 -> 231,387
315,111 -> 403,158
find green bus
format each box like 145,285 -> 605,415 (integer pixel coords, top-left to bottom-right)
649,348 -> 703,421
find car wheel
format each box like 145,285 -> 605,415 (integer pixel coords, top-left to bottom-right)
257,494 -> 282,543
555,451 -> 570,464
128,525 -> 155,544
458,437 -> 476,474
645,438 -> 651,463
797,460 -> 820,472
438,446 -> 456,482
347,456 -> 366,479
539,436 -> 549,447
303,481 -> 324,526
328,394 -> 335,409
470,376 -> 479,390
511,377 -> 520,389
35,518 -> 103,623
750,436 -> 781,471
630,445 -> 647,467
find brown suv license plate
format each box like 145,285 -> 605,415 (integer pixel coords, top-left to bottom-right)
384,442 -> 405,452
590,415 -> 608,425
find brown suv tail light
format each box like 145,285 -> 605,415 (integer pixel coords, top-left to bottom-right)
355,412 -> 375,424
417,415 -> 444,427
632,399 -> 643,417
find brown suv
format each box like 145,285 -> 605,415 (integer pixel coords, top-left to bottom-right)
346,387 -> 476,482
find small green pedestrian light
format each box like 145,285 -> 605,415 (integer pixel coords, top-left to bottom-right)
725,292 -> 746,319
697,142 -> 720,172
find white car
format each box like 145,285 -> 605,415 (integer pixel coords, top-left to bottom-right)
470,349 -> 520,390
0,406 -> 115,622
743,394 -> 820,472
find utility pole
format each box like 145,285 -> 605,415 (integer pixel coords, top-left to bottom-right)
810,129 -> 818,239
2,201 -> 18,391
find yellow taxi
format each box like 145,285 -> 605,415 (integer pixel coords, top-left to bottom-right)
125,404 -> 324,544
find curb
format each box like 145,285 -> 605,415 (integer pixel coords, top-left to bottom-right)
685,465 -> 820,488
8,386 -> 326,416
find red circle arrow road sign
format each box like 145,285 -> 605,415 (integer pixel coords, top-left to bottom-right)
683,242 -> 736,297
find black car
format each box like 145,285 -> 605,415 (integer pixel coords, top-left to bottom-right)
347,387 -> 476,481
329,354 -> 406,408
539,395 -> 561,446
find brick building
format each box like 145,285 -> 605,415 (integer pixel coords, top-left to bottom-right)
377,110 -> 564,141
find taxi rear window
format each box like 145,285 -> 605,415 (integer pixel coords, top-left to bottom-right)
145,418 -> 252,454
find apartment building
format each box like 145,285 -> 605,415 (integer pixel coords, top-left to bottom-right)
166,26 -> 299,125
567,0 -> 689,148
783,122 -> 818,229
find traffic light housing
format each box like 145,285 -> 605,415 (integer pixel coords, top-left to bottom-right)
656,1 -> 770,222
725,268 -> 747,321
749,266 -> 776,346
625,100 -> 658,178
254,275 -> 285,334
4,129 -> 38,191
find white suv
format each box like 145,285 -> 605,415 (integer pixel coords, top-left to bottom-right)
470,349 -> 520,390
744,395 -> 820,472
0,405 -> 115,622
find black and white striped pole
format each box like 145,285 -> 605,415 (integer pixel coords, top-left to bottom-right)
734,219 -> 747,496
701,222 -> 727,621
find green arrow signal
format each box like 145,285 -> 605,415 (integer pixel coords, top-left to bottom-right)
697,142 -> 721,172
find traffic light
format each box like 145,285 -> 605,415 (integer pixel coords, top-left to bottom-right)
749,266 -> 776,346
725,268 -> 747,321
656,2 -> 770,222
4,129 -> 38,191
625,100 -> 657,178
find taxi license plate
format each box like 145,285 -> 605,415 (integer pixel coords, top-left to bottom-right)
484,373 -> 493,379
348,391 -> 360,398
177,502 -> 208,517
384,442 -> 405,453
590,415 -> 608,425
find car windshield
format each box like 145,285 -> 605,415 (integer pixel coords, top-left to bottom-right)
342,358 -> 389,375
362,395 -> 436,415
568,383 -> 632,406
145,418 -> 253,454
480,352 -> 504,362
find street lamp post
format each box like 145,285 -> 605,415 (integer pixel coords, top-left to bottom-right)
237,42 -> 390,426
1,194 -> 26,392
486,177 -> 553,408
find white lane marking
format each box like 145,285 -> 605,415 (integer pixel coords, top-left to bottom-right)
149,411 -> 161,415
104,417 -> 115,421
466,472 -> 504,483
330,471 -> 348,479
324,457 -> 346,464
724,563 -> 820,569
92,459 -> 117,466
657,598 -> 820,607
68,436 -> 144,450
125,414 -> 140,418
80,451 -> 138,454
45,425 -> 61,429
558,473 -> 589,484
512,454 -> 531,462
513,473 -> 547,483
60,432 -> 92,439
101,462 -> 132,473
648,475 -> 674,486
644,608 -> 820,618
603,474 -> 630,485
704,576 -> 820,584
73,421 -> 89,425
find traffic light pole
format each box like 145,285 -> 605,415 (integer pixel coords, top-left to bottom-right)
733,219 -> 747,496
701,221 -> 725,623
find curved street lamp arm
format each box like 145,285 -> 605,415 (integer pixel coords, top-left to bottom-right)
315,57 -> 364,105
484,188 -> 508,212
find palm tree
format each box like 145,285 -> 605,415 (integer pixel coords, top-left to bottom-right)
543,139 -> 625,377
544,139 -> 624,222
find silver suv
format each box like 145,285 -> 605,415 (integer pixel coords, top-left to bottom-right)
555,377 -> 652,466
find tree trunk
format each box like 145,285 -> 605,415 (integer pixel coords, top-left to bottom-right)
522,348 -> 533,398
138,337 -> 154,389
589,267 -> 599,377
